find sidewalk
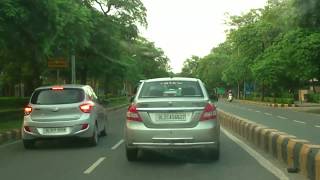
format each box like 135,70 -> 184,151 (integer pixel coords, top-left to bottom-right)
294,101 -> 320,107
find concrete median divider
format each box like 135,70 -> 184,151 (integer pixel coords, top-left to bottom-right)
276,134 -> 296,163
287,139 -> 310,171
259,128 -> 277,151
316,152 -> 320,180
218,109 -> 320,180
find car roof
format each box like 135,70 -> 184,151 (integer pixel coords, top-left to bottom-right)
34,84 -> 90,90
143,77 -> 200,82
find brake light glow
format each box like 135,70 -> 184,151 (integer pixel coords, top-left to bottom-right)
127,104 -> 142,122
51,86 -> 64,90
24,106 -> 32,116
79,101 -> 94,113
200,103 -> 217,121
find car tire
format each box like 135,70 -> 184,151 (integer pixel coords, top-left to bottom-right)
23,139 -> 35,149
88,125 -> 98,146
126,147 -> 138,161
100,124 -> 107,137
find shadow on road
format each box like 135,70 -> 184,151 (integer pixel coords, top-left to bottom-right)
135,149 -> 218,164
29,137 -> 107,150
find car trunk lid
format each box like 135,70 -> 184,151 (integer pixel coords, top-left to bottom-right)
136,98 -> 207,128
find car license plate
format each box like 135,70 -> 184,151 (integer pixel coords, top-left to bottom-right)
42,127 -> 67,135
157,113 -> 186,121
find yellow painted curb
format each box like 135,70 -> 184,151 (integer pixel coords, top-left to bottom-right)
300,144 -> 320,177
248,124 -> 258,142
253,126 -> 265,146
316,151 -> 320,180
260,129 -> 278,151
276,134 -> 296,163
268,131 -> 287,156
287,139 -> 309,169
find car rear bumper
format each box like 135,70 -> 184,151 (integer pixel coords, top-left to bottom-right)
125,120 -> 220,150
129,141 -> 217,150
21,115 -> 95,140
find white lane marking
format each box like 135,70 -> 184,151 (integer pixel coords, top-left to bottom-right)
264,113 -> 272,116
255,110 -> 261,113
84,157 -> 106,174
277,116 -> 288,120
221,128 -> 289,180
315,125 -> 320,128
0,140 -> 21,148
111,139 -> 124,150
293,120 -> 306,124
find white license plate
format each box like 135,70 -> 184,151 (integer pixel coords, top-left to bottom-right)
157,113 -> 187,121
42,127 -> 67,135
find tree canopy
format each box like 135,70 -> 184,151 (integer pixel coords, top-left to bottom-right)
0,0 -> 171,96
181,0 -> 320,99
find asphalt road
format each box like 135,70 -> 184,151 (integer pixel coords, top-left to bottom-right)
0,107 -> 292,180
217,100 -> 320,144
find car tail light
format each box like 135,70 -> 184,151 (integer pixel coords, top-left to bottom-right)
81,123 -> 89,130
127,104 -> 142,122
200,103 -> 217,121
24,106 -> 32,116
79,101 -> 94,113
24,126 -> 31,132
51,86 -> 64,90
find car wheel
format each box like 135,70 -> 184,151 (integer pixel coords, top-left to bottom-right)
88,125 -> 98,146
126,146 -> 138,161
100,124 -> 107,137
23,139 -> 35,149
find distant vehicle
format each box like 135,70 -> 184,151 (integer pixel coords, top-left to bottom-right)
125,77 -> 220,161
21,85 -> 107,149
227,93 -> 233,102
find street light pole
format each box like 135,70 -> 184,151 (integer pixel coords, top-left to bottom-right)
71,54 -> 76,84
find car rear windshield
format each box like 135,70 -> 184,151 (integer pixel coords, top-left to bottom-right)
139,81 -> 203,98
31,88 -> 85,105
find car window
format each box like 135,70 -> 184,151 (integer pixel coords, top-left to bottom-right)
30,88 -> 84,105
139,81 -> 203,98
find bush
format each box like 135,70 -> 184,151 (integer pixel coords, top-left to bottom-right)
98,96 -> 129,106
263,97 -> 275,103
306,93 -> 320,103
0,97 -> 29,109
275,98 -> 294,104
245,96 -> 294,104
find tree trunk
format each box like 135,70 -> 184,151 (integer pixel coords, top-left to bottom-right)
311,78 -> 316,94
261,81 -> 265,102
237,81 -> 240,99
243,80 -> 246,100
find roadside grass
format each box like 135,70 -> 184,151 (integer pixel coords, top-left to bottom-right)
106,97 -> 129,108
0,111 -> 23,133
0,119 -> 22,133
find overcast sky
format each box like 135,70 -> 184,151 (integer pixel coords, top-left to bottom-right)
139,0 -> 268,73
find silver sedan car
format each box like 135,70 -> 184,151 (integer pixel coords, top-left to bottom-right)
22,85 -> 107,149
125,77 -> 220,161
